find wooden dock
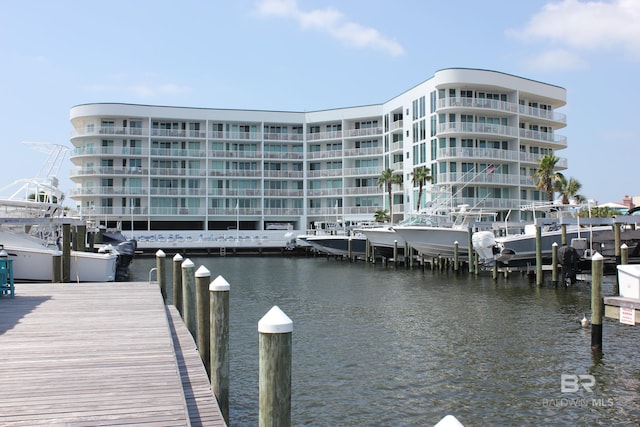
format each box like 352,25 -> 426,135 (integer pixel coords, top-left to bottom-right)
0,282 -> 226,426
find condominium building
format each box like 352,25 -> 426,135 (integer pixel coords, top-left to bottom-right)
69,68 -> 567,234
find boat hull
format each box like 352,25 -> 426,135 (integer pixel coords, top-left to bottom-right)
392,226 -> 471,260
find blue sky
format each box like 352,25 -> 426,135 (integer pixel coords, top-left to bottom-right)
1,0 -> 638,205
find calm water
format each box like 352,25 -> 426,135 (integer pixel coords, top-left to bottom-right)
130,256 -> 640,426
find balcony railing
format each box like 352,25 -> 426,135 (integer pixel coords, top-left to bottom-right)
437,147 -> 520,162
437,97 -> 566,124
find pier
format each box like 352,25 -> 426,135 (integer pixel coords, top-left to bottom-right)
0,282 -> 226,426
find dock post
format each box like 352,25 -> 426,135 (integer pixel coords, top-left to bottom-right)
372,246 -> 376,265
62,223 -> 70,282
348,238 -> 353,261
173,254 -> 184,317
620,243 -> 628,266
77,224 -> 87,251
492,260 -> 498,280
614,223 -> 621,261
195,266 -> 211,375
591,252 -> 604,353
393,240 -> 398,268
474,251 -> 479,275
561,224 -> 567,246
52,251 -> 61,283
467,227 -> 474,273
155,250 -> 167,302
210,275 -> 230,426
181,258 -> 197,340
365,238 -> 370,263
453,241 -> 459,273
551,242 -> 558,286
535,225 -> 543,286
259,306 -> 292,427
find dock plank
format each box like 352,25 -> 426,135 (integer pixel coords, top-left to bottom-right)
0,282 -> 225,426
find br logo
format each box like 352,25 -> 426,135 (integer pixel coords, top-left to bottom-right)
561,374 -> 595,393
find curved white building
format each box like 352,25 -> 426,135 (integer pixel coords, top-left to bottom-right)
69,68 -> 566,235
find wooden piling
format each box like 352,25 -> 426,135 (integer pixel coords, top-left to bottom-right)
155,250 -> 167,302
195,265 -> 211,376
561,223 -> 567,246
348,238 -> 353,261
210,275 -> 230,426
181,258 -> 197,340
77,224 -> 86,251
453,241 -> 459,272
467,227 -> 474,273
591,252 -> 604,352
393,240 -> 398,267
52,251 -> 61,283
259,306 -> 292,427
614,223 -> 621,259
621,243 -> 629,266
173,253 -> 184,317
551,242 -> 558,285
62,223 -> 70,282
535,225 -> 542,286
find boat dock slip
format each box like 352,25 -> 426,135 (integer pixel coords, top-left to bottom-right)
0,282 -> 226,426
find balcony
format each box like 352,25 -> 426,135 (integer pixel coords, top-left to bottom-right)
437,97 -> 567,125
437,147 -> 520,162
343,147 -> 384,157
343,186 -> 380,196
307,150 -> 343,159
342,127 -> 383,138
435,172 -> 522,186
307,169 -> 343,178
306,131 -> 343,141
306,188 -> 343,197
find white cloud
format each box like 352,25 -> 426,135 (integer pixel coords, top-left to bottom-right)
509,0 -> 640,66
255,0 -> 405,57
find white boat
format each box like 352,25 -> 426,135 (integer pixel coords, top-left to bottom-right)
471,203 -> 614,267
392,205 -> 497,260
0,143 -> 127,282
0,230 -> 118,282
304,234 -> 368,257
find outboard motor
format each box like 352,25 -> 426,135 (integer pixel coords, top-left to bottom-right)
472,231 -> 498,265
114,240 -> 137,281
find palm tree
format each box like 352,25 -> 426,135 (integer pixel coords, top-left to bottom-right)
553,175 -> 585,204
411,166 -> 432,211
532,154 -> 562,202
374,209 -> 390,223
377,168 -> 402,221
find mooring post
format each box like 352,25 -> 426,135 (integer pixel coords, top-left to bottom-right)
492,259 -> 498,280
195,265 -> 211,375
62,223 -> 71,282
259,306 -> 292,427
614,223 -> 621,260
467,227 -> 474,273
393,240 -> 398,267
173,253 -> 184,317
551,242 -> 558,286
77,224 -> 87,252
181,258 -> 197,340
365,238 -> 370,263
155,250 -> 167,302
453,241 -> 459,272
210,275 -> 230,426
348,238 -> 353,261
621,243 -> 629,266
561,223 -> 567,246
535,225 -> 543,286
52,251 -> 61,283
591,252 -> 604,353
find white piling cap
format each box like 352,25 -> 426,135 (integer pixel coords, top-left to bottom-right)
210,275 -> 230,291
182,258 -> 195,268
258,306 -> 293,334
592,252 -> 604,261
621,243 -> 628,249
173,253 -> 184,261
434,415 -> 464,427
552,242 -> 558,247
155,249 -> 166,257
195,265 -> 210,277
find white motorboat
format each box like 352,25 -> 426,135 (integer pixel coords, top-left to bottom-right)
392,205 -> 497,260
304,234 -> 368,257
0,230 -> 118,282
0,143 -> 129,282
